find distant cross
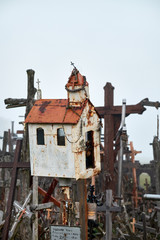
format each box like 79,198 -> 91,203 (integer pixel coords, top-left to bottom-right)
144,178 -> 149,192
130,141 -> 142,208
36,79 -> 40,90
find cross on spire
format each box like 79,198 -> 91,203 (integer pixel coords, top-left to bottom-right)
71,61 -> 76,69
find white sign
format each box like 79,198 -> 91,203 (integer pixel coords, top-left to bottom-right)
50,225 -> 81,240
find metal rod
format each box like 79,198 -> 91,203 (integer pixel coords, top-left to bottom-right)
143,194 -> 160,200
117,136 -> 123,199
106,190 -> 112,240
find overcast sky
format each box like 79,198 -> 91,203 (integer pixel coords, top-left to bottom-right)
0,0 -> 160,163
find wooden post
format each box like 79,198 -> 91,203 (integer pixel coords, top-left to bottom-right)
104,84 -> 115,191
142,212 -> 147,240
2,131 -> 8,154
106,190 -> 112,240
2,140 -> 22,240
32,176 -> 38,240
78,179 -> 88,240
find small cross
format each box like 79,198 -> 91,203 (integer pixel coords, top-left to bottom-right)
36,79 -> 40,90
71,61 -> 76,69
144,178 -> 149,192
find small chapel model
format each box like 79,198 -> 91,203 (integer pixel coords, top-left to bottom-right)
25,67 -> 101,179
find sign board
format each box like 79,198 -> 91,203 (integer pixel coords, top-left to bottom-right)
50,225 -> 81,240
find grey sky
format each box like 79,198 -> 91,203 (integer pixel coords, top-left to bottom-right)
0,0 -> 160,163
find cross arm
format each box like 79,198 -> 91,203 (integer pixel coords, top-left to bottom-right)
95,101 -> 146,118
4,98 -> 36,109
4,98 -> 27,109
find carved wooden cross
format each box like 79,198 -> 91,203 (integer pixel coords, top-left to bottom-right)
95,85 -> 160,193
95,83 -> 146,193
1,140 -> 30,240
1,69 -> 36,240
130,141 -> 142,208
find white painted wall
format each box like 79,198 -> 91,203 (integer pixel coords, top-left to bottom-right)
28,101 -> 101,179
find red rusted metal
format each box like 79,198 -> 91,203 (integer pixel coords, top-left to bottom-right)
66,70 -> 88,88
38,186 -> 61,208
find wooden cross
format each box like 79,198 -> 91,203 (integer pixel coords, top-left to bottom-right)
1,140 -> 30,240
95,83 -> 146,193
38,178 -> 60,208
1,69 -> 36,239
9,190 -> 33,239
97,190 -> 121,240
36,79 -> 40,90
96,87 -> 160,194
130,141 -> 142,208
144,178 -> 149,192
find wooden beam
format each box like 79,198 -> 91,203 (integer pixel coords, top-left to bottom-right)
95,103 -> 146,118
38,186 -> 61,208
78,179 -> 88,240
0,162 -> 30,168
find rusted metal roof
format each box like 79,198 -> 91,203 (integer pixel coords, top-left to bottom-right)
25,99 -> 87,124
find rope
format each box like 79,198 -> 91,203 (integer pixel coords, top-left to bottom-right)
62,106 -> 83,144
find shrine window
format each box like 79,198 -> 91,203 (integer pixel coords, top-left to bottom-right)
37,128 -> 45,145
57,128 -> 65,146
85,130 -> 95,169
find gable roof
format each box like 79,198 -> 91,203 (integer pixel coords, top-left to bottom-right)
25,99 -> 88,124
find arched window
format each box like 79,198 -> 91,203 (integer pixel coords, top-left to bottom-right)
37,128 -> 45,145
85,130 -> 95,169
57,128 -> 65,146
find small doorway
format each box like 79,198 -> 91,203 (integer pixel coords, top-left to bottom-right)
86,131 -> 95,169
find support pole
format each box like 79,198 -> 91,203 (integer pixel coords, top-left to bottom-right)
78,179 -> 88,240
106,190 -> 112,240
117,136 -> 124,199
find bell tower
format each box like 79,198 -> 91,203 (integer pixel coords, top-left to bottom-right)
65,65 -> 89,107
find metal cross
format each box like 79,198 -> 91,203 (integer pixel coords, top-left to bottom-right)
71,61 -> 76,69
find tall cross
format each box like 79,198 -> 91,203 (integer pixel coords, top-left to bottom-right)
95,83 -> 146,194
1,69 -> 36,239
0,140 -> 30,240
